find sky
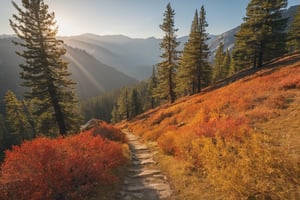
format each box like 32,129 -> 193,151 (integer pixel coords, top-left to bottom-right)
1,0 -> 299,38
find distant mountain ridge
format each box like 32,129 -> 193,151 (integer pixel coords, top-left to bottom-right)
61,34 -> 162,81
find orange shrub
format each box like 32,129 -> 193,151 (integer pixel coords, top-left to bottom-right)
157,131 -> 177,155
195,116 -> 250,140
173,130 -> 199,161
0,132 -> 125,200
83,119 -> 127,143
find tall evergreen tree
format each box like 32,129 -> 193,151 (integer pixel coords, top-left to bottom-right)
212,42 -> 226,83
10,0 -> 81,135
156,3 -> 179,103
111,105 -> 121,124
233,0 -> 288,69
130,88 -> 142,118
222,49 -> 231,76
228,55 -> 237,76
198,6 -> 211,90
177,10 -> 201,95
4,90 -> 32,139
177,6 -> 211,96
287,6 -> 300,52
149,66 -> 159,108
117,87 -> 130,120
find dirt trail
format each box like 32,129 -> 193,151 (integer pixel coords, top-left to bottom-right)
116,130 -> 173,200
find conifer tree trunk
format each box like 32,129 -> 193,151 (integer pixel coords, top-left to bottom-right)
196,64 -> 201,93
48,83 -> 67,135
168,68 -> 175,103
257,43 -> 264,68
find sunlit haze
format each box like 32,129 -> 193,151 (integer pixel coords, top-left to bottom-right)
1,0 -> 299,38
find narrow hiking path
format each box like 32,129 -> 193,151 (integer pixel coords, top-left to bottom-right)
116,130 -> 173,200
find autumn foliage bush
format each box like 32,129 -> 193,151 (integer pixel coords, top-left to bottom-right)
157,131 -> 177,155
0,132 -> 125,200
82,119 -> 127,143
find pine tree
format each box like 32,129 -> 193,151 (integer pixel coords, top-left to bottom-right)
130,88 -> 142,118
177,10 -> 201,95
10,0 -> 81,135
212,42 -> 226,83
222,49 -> 231,77
149,66 -> 158,108
156,3 -> 179,103
198,6 -> 211,90
228,55 -> 237,76
117,87 -> 130,120
233,0 -> 288,69
111,105 -> 120,124
287,6 -> 300,52
4,90 -> 32,139
177,6 -> 211,96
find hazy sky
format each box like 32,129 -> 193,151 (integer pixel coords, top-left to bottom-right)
1,0 -> 299,38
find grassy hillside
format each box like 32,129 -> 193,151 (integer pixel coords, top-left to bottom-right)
119,53 -> 300,199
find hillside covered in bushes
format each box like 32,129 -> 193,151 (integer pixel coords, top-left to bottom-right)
119,53 -> 300,199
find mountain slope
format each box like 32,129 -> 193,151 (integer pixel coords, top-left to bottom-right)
119,53 -> 300,199
0,38 -> 137,113
62,34 -> 161,80
65,45 -> 136,97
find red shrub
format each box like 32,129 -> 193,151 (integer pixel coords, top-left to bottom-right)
195,116 -> 250,140
0,132 -> 125,200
